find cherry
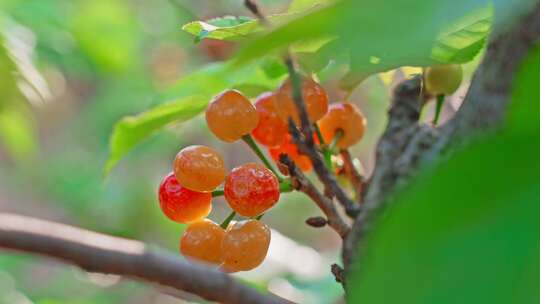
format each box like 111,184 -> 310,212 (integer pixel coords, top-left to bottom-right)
180,219 -> 225,265
274,76 -> 328,125
221,220 -> 271,272
318,102 -> 367,149
158,172 -> 212,224
251,92 -> 288,147
205,90 -> 259,142
224,163 -> 280,217
424,64 -> 463,95
174,145 -> 226,192
269,134 -> 313,172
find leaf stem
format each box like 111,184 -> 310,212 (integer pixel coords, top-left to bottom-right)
242,134 -> 284,181
433,94 -> 445,125
220,211 -> 236,229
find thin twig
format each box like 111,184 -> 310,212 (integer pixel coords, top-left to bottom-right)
0,213 -> 292,304
287,116 -> 360,217
331,263 -> 345,283
279,155 -> 350,237
339,149 -> 364,204
244,0 -> 269,25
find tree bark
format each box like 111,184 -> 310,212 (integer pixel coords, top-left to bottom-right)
0,213 -> 291,304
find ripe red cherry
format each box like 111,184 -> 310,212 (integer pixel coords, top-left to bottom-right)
224,163 -> 280,217
251,92 -> 288,147
158,172 -> 212,224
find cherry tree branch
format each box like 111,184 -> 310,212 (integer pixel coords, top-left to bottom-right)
244,0 -> 358,218
0,213 -> 292,304
279,155 -> 351,237
284,57 -> 360,218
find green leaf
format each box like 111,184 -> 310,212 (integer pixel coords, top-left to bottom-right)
234,0 -> 499,84
182,16 -> 258,41
347,37 -> 540,304
105,61 -> 284,175
182,13 -> 303,42
287,0 -> 333,13
508,45 -> 540,133
430,7 -> 492,63
104,95 -> 207,176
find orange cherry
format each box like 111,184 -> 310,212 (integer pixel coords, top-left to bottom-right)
269,134 -> 313,172
221,220 -> 271,272
274,76 -> 328,125
251,92 -> 288,147
174,145 -> 226,192
205,90 -> 259,142
180,219 -> 225,265
318,102 -> 367,149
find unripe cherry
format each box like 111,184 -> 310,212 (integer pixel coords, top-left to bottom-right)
158,173 -> 212,224
180,219 -> 225,265
424,64 -> 463,95
174,145 -> 225,192
224,163 -> 280,217
274,76 -> 328,125
251,92 -> 288,147
205,90 -> 259,142
221,220 -> 271,272
318,102 -> 367,149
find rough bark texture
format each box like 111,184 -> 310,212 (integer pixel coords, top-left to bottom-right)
0,213 -> 291,304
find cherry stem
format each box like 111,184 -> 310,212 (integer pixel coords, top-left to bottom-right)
211,189 -> 224,197
255,214 -> 264,220
322,129 -> 344,170
220,211 -> 236,229
329,129 -> 344,153
314,123 -> 325,146
433,94 -> 445,125
242,134 -> 284,182
279,179 -> 293,193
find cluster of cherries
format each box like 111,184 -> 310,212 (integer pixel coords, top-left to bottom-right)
158,74 -> 367,272
157,64 -> 462,272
